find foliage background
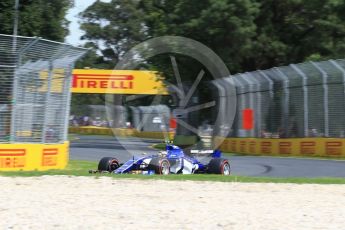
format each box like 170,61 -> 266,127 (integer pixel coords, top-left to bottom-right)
1,0 -> 345,112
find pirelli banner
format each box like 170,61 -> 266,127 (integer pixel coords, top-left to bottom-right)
0,142 -> 69,171
215,138 -> 345,157
72,69 -> 168,95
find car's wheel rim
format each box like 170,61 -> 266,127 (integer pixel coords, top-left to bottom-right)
223,163 -> 230,175
161,161 -> 170,175
109,160 -> 119,171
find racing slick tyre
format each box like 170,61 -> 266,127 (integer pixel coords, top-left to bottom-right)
207,158 -> 231,175
98,157 -> 120,172
148,158 -> 171,175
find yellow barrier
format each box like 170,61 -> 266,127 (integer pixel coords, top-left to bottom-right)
69,126 -> 117,135
216,138 -> 345,157
0,142 -> 69,171
69,127 -> 175,140
135,131 -> 174,140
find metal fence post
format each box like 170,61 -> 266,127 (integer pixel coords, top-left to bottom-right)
211,80 -> 226,137
62,63 -> 75,142
239,74 -> 254,137
10,37 -> 40,142
223,76 -> 237,137
245,72 -> 261,137
329,60 -> 345,138
233,75 -> 247,137
329,59 -> 345,102
258,70 -> 274,100
16,37 -> 40,66
290,64 -> 309,137
274,68 -> 290,136
41,60 -> 54,143
310,61 -> 329,137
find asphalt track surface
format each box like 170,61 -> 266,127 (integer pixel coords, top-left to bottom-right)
70,135 -> 345,178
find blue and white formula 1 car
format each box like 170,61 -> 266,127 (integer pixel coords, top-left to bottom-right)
93,143 -> 231,175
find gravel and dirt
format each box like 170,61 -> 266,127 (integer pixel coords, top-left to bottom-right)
0,176 -> 344,229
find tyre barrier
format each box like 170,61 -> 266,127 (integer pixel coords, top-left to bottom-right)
215,137 -> 345,157
0,142 -> 69,171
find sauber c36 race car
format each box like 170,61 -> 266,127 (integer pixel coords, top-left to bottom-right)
91,143 -> 231,175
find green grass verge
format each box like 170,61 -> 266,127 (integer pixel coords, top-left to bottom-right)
152,143 -> 166,150
0,160 -> 97,177
0,160 -> 344,184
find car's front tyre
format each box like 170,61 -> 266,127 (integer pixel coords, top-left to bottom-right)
98,157 -> 120,172
148,158 -> 171,175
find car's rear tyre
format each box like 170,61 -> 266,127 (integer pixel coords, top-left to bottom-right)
98,157 -> 120,172
148,158 -> 170,175
208,158 -> 231,175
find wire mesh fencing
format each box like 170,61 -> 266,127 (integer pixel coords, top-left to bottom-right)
228,59 -> 345,138
70,104 -> 171,133
68,58 -> 345,140
0,34 -> 87,143
70,104 -> 127,128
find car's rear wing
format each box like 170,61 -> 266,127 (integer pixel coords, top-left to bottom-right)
190,149 -> 222,158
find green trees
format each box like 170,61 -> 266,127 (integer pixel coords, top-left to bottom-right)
143,0 -> 259,73
0,0 -> 344,74
79,0 -> 345,73
0,0 -> 73,41
79,0 -> 147,68
251,0 -> 345,69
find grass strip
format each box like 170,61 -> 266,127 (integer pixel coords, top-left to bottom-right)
0,160 -> 344,184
